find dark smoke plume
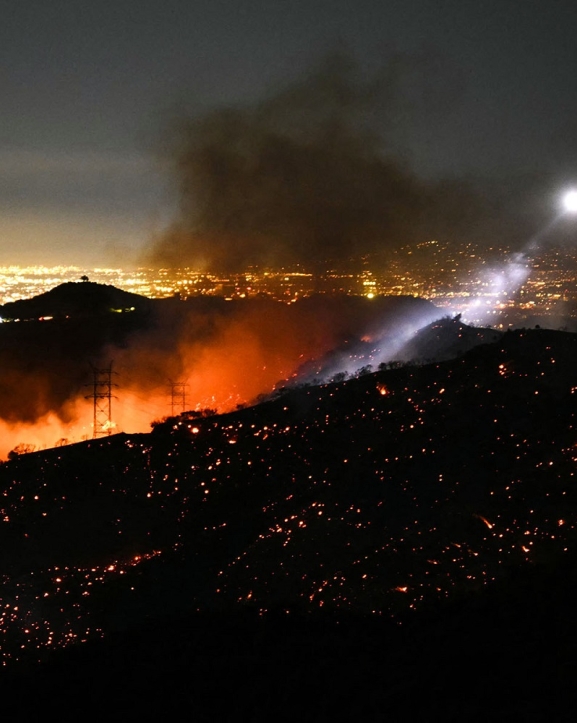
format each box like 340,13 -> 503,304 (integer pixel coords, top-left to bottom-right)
148,53 -> 434,271
148,51 -> 553,271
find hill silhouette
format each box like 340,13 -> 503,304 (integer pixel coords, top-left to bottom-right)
399,314 -> 502,362
0,280 -> 152,320
290,309 -> 500,384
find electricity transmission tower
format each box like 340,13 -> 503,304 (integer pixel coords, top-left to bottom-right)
168,380 -> 188,416
86,362 -> 118,438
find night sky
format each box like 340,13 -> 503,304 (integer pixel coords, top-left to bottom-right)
2,0 -> 577,266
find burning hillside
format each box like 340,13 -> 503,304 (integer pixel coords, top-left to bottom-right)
0,284 -> 442,457
1,327 -> 577,668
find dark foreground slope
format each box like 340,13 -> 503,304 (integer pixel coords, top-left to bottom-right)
4,559 -> 577,721
1,328 -> 577,717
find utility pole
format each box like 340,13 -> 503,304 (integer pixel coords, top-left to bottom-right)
168,379 -> 188,416
86,362 -> 118,438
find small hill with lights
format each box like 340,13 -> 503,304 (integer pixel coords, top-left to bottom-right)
0,280 -> 152,321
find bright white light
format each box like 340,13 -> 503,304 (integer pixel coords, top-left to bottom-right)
562,190 -> 577,213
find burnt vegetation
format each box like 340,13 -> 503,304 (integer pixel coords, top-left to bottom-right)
1,325 -> 577,717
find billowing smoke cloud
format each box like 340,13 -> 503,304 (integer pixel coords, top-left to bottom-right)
146,54 -> 429,271
147,51 -> 554,272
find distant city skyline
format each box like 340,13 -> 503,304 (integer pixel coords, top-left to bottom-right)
3,236 -> 577,330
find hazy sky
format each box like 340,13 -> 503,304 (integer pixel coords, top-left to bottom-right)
2,0 -> 577,266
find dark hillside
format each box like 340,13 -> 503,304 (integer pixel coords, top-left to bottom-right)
1,328 -> 577,717
4,558 -> 577,720
399,314 -> 502,362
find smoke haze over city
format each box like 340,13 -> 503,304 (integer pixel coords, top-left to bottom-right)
147,52 -> 561,273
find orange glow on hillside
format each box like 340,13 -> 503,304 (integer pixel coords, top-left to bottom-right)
0,407 -> 91,459
0,297 -> 425,459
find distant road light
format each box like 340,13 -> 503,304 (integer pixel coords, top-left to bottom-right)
562,189 -> 577,213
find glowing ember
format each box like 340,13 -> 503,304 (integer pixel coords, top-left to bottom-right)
475,514 -> 494,530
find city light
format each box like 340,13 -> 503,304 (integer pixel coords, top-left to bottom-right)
2,240 -> 577,328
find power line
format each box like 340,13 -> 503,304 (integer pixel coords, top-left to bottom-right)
168,379 -> 189,416
85,362 -> 118,438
